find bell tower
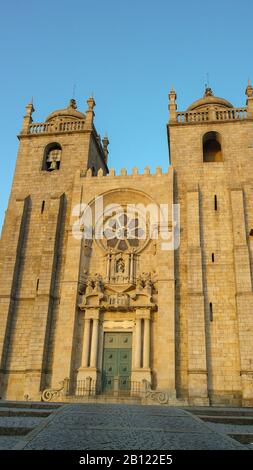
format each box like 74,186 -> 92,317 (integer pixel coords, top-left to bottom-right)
168,83 -> 253,406
0,96 -> 108,399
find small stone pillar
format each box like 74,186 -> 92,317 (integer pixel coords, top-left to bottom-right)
86,96 -> 95,128
102,135 -> 109,164
246,80 -> 253,118
168,87 -> 177,123
21,99 -> 34,134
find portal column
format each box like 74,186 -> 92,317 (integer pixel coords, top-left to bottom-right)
81,318 -> 91,368
132,309 -> 152,383
90,317 -> 99,368
134,318 -> 142,368
77,309 -> 100,384
143,316 -> 150,369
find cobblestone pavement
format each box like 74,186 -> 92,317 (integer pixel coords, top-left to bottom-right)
9,404 -> 246,450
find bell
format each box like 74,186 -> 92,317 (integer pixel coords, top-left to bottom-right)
49,159 -> 58,170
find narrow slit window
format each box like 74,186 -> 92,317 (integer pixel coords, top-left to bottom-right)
209,302 -> 213,322
36,279 -> 40,291
214,195 -> 218,211
41,200 -> 45,214
212,253 -> 215,263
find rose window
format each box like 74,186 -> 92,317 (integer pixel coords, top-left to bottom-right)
103,213 -> 145,252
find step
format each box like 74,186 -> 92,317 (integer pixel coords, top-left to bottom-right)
228,434 -> 253,445
0,401 -> 61,410
0,409 -> 51,418
199,415 -> 253,425
65,395 -> 142,405
0,426 -> 34,436
193,409 -> 253,417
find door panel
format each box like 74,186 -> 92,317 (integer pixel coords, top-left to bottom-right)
104,333 -> 118,348
118,349 -> 131,375
118,333 -> 132,348
103,350 -> 118,375
102,333 -> 132,393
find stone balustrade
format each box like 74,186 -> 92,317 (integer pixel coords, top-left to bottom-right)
215,108 -> 247,120
28,119 -> 86,134
176,111 -> 209,123
175,107 -> 247,124
29,122 -> 55,134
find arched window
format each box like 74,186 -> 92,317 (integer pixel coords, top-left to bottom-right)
43,142 -> 62,171
203,132 -> 222,162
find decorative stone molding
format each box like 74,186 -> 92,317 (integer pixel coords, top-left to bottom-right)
107,293 -> 130,310
79,269 -> 157,312
103,320 -> 134,330
135,271 -> 157,303
41,378 -> 69,402
143,380 -> 171,405
79,273 -> 105,309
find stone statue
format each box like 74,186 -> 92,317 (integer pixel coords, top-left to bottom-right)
116,258 -> 125,273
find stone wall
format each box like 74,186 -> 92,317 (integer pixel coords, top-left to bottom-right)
169,117 -> 253,405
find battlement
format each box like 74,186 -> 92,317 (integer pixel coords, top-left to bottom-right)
81,166 -> 172,178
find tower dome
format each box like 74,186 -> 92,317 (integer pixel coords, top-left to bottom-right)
187,87 -> 233,111
45,99 -> 86,122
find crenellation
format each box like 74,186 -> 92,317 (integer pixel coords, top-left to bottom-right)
82,167 -> 173,179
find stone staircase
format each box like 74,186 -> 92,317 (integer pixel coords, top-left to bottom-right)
187,406 -> 253,449
63,394 -> 143,405
0,401 -> 61,449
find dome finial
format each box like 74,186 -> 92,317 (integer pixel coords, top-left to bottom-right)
68,98 -> 77,109
204,86 -> 213,98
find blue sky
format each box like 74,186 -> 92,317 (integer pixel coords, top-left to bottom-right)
0,0 -> 252,231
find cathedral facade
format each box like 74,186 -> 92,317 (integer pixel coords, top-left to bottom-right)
1,84 -> 253,406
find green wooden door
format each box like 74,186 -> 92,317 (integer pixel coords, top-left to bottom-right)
102,332 -> 132,394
